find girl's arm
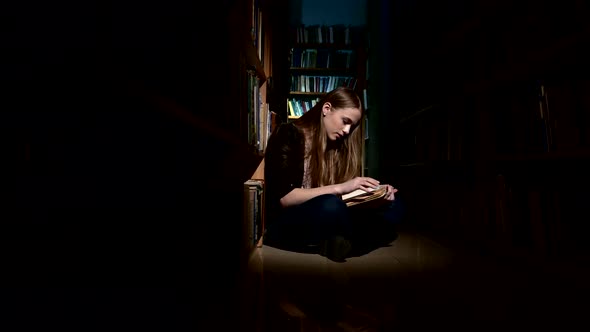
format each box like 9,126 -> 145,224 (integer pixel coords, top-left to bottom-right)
279,184 -> 343,207
280,176 -> 381,207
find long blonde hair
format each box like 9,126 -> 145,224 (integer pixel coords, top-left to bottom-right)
293,87 -> 364,187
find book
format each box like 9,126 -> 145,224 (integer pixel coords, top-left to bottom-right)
244,179 -> 265,248
341,185 -> 388,207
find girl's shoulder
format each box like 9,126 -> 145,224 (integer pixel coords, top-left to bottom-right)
276,121 -> 298,131
274,122 -> 303,140
267,122 -> 305,154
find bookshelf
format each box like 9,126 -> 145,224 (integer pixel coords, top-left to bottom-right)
286,24 -> 368,122
232,1 -> 283,331
229,1 -> 277,158
386,1 -> 590,262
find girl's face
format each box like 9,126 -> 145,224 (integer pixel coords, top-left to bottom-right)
321,102 -> 362,141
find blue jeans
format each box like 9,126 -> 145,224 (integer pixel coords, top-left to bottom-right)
264,194 -> 405,252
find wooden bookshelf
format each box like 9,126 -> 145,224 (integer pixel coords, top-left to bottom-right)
387,1 -> 590,262
286,24 -> 368,120
234,1 -> 283,332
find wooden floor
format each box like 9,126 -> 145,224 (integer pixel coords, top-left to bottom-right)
245,230 -> 590,332
2,229 -> 589,331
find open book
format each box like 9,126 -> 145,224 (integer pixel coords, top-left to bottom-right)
341,185 -> 388,207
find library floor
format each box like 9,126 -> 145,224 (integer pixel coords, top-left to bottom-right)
247,229 -> 590,332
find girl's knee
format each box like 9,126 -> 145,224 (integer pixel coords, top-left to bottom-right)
312,194 -> 351,234
315,194 -> 348,216
383,198 -> 406,225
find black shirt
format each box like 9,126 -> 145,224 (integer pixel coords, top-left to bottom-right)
263,122 -> 305,224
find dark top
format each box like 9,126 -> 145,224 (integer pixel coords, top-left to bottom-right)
264,122 -> 305,224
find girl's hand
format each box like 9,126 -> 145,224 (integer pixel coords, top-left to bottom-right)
383,184 -> 398,201
339,177 -> 381,195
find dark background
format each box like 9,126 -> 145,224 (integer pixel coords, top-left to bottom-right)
2,1 -> 247,330
2,0 -> 590,331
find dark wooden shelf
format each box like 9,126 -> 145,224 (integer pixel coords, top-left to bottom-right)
228,4 -> 267,87
242,36 -> 267,86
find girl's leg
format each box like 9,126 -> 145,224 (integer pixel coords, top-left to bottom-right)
265,194 -> 352,251
349,197 -> 407,250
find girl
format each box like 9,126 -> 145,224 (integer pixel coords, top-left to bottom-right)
264,87 -> 404,262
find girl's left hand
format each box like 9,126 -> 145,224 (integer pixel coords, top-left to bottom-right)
384,184 -> 398,201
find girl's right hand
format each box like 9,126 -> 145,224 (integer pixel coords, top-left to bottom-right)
339,177 -> 381,195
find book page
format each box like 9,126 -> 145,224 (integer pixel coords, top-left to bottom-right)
342,185 -> 383,201
343,185 -> 388,207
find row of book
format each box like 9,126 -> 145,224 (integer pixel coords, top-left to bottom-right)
246,69 -> 275,153
288,98 -> 320,117
290,24 -> 366,46
290,48 -> 356,69
290,75 -> 357,94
